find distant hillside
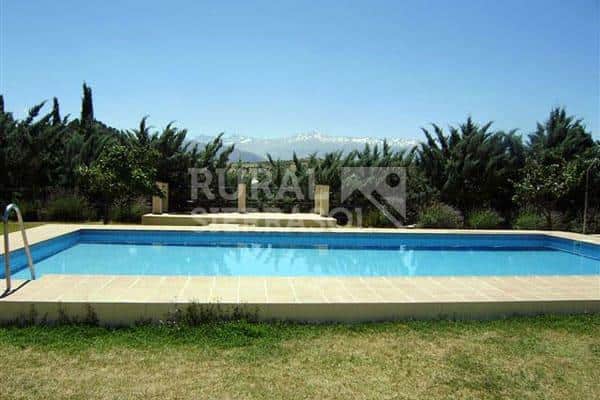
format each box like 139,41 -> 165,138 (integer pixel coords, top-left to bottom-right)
192,132 -> 417,161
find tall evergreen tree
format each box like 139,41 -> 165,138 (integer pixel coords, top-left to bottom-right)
51,97 -> 61,126
80,83 -> 94,126
417,117 -> 524,213
528,107 -> 594,161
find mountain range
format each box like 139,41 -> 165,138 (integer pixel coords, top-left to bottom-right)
191,132 -> 417,161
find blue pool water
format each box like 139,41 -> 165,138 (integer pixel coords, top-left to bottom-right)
2,230 -> 599,278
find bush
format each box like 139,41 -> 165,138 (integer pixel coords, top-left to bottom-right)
417,203 -> 463,228
548,211 -> 570,231
11,199 -> 42,221
44,194 -> 95,222
467,209 -> 503,229
569,209 -> 600,234
513,211 -> 546,230
361,208 -> 396,228
110,199 -> 148,223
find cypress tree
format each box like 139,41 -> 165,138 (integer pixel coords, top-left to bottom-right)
51,97 -> 61,126
81,82 -> 94,125
0,95 -> 4,114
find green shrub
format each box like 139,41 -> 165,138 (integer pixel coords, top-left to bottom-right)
569,209 -> 600,234
10,199 -> 42,221
110,199 -> 148,223
467,209 -> 503,229
280,196 -> 295,213
44,194 -> 95,222
549,211 -> 570,231
417,203 -> 463,228
514,211 -> 546,230
361,209 -> 396,228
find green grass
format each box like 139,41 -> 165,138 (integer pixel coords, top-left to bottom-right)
4,221 -> 138,234
5,221 -> 44,233
0,315 -> 598,399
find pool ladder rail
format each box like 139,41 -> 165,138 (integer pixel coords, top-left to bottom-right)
2,203 -> 36,292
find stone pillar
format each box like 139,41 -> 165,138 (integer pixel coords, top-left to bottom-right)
314,185 -> 323,214
319,185 -> 330,217
160,182 -> 169,212
151,195 -> 162,214
238,183 -> 247,213
152,182 -> 169,214
314,185 -> 329,216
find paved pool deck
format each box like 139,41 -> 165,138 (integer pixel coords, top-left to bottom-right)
1,224 -> 599,324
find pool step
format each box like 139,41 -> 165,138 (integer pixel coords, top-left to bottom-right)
141,212 -> 337,228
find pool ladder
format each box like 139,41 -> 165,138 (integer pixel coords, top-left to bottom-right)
2,203 -> 35,292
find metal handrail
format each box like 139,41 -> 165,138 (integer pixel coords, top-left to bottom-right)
583,158 -> 600,234
2,203 -> 35,292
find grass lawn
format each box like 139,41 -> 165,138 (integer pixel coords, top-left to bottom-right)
0,315 -> 598,399
5,221 -> 45,233
4,221 -> 135,234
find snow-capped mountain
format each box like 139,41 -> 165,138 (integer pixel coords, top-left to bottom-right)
192,132 -> 417,161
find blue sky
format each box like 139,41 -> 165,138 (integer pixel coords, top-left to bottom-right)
1,0 -> 598,139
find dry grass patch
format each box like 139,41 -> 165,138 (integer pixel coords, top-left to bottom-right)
0,315 -> 598,399
5,222 -> 44,233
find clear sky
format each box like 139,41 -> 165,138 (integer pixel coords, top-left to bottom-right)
1,0 -> 598,140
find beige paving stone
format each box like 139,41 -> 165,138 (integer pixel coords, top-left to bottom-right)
371,287 -> 411,302
100,276 -> 141,290
211,276 -> 239,302
385,278 -> 437,300
115,288 -> 175,303
238,277 -> 268,303
122,279 -> 165,299
264,278 -> 296,303
290,278 -> 328,303
332,280 -> 378,302
313,278 -> 354,302
4,281 -> 64,301
9,274 -> 586,305
180,277 -> 213,302
1,275 -> 599,323
56,277 -> 106,301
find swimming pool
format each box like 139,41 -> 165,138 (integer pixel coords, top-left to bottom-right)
2,230 -> 599,278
